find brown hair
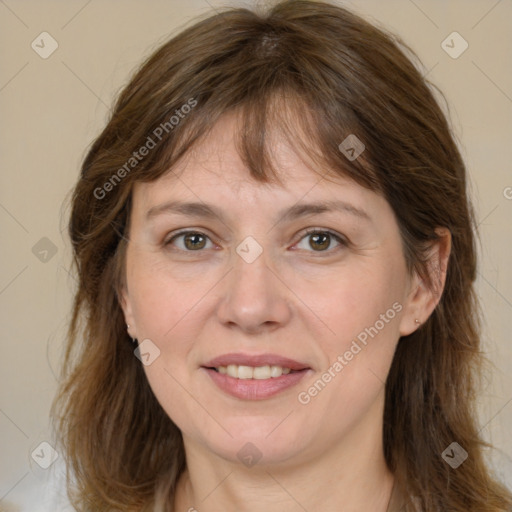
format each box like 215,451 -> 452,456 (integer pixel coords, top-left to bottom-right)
51,1 -> 512,510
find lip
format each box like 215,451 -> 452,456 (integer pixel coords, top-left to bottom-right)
203,353 -> 310,371
201,353 -> 311,400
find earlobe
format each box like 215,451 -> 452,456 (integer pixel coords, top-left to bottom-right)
398,227 -> 451,337
398,272 -> 425,337
119,286 -> 136,339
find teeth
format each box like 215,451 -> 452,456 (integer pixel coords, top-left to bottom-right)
227,364 -> 238,378
271,365 -> 285,378
253,365 -> 270,379
237,365 -> 253,379
217,365 -> 293,379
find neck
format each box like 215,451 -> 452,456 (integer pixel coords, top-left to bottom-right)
174,393 -> 394,512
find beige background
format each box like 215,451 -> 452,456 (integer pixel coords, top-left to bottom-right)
1,0 -> 511,510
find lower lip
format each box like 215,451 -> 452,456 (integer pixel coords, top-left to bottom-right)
203,367 -> 310,400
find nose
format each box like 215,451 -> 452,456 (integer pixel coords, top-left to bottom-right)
216,242 -> 292,334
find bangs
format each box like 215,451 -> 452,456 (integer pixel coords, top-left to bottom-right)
106,11 -> 389,198
138,86 -> 383,196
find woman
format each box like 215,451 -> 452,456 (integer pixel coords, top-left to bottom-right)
51,1 -> 512,510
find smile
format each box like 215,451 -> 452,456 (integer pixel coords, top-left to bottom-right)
214,364 -> 292,379
202,353 -> 311,400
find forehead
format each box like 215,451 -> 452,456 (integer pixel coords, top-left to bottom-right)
133,113 -> 372,208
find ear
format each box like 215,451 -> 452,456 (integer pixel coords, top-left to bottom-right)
119,284 -> 137,339
398,227 -> 451,336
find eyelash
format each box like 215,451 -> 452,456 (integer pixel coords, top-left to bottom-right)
163,228 -> 347,255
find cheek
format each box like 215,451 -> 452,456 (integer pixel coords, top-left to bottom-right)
301,259 -> 406,354
300,261 -> 405,416
127,255 -> 213,341
128,262 -> 208,432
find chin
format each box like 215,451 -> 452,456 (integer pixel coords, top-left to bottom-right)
217,438 -> 305,469
198,419 -> 311,468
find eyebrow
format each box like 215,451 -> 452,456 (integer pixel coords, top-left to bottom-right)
145,199 -> 372,224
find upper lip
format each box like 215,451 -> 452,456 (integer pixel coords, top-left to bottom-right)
203,353 -> 310,371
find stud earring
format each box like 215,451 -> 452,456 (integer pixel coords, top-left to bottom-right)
127,324 -> 137,343
415,319 -> 421,325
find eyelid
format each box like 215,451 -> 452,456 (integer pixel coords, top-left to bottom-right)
293,228 -> 348,252
163,228 -> 218,248
164,227 -> 348,253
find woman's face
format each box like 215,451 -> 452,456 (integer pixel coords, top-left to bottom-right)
121,113 -> 423,468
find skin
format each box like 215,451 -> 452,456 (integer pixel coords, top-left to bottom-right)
121,113 -> 451,512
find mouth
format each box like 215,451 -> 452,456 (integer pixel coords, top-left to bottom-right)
201,353 -> 311,400
211,364 -> 297,379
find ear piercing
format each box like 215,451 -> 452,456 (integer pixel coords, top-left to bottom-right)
127,324 -> 137,343
415,319 -> 421,325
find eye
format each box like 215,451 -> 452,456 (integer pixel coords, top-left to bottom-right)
164,230 -> 214,251
164,228 -> 347,254
294,229 -> 346,253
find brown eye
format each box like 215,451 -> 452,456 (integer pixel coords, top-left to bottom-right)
165,231 -> 212,251
295,230 -> 346,253
309,232 -> 330,251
